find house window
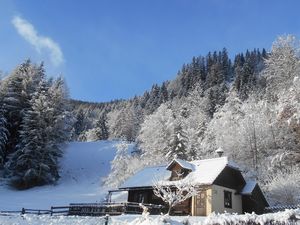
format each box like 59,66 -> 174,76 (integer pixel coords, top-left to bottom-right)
224,191 -> 232,208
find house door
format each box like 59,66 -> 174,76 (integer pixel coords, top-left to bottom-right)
196,191 -> 206,216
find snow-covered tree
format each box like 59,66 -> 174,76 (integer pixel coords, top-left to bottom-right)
47,77 -> 73,144
265,167 -> 300,205
264,35 -> 300,101
0,109 -> 8,168
107,101 -> 142,141
1,61 -> 44,158
104,141 -> 145,188
167,123 -> 188,160
5,77 -> 71,189
6,82 -> 55,188
84,128 -> 102,142
138,103 -> 175,165
153,179 -> 199,215
104,141 -> 142,188
96,114 -> 109,140
72,108 -> 86,139
180,86 -> 211,160
201,91 -> 286,178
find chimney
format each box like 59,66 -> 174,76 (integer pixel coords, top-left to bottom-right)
215,147 -> 224,157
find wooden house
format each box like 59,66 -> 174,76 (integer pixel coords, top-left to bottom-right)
114,157 -> 269,216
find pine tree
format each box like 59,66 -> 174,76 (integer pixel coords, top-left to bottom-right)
47,77 -> 72,145
167,123 -> 188,160
5,81 -> 57,188
221,48 -> 231,81
159,82 -> 169,103
147,84 -> 160,113
73,109 -> 86,138
5,77 -> 71,189
2,61 -> 44,159
0,109 -> 8,168
96,114 -> 109,140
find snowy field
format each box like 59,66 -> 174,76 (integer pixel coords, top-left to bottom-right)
0,209 -> 299,225
0,141 -> 128,211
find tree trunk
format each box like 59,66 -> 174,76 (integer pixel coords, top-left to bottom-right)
167,205 -> 172,215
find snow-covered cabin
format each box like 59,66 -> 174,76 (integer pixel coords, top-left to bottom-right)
115,157 -> 268,216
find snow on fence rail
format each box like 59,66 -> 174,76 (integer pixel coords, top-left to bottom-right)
68,202 -> 165,216
0,202 -> 165,217
0,207 -> 67,216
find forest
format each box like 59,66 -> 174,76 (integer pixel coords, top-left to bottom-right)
0,35 -> 299,206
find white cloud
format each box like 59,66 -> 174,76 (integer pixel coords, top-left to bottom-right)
12,15 -> 64,67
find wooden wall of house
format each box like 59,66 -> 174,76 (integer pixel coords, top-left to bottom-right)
127,189 -> 165,205
169,163 -> 190,181
242,186 -> 269,214
172,198 -> 191,215
192,187 -> 212,216
213,167 -> 246,191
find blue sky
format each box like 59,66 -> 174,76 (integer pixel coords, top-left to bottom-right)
0,0 -> 300,102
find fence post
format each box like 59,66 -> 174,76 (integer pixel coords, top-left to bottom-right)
50,206 -> 53,216
21,208 -> 25,215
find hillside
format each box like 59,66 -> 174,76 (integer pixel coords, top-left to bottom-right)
0,141 -> 126,211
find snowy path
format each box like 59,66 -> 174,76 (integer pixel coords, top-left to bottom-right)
0,141 -> 121,211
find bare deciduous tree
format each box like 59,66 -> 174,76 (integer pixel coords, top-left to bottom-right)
153,179 -> 199,215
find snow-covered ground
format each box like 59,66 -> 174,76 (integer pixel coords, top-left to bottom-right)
0,141 -> 129,211
0,209 -> 299,225
0,141 -> 299,224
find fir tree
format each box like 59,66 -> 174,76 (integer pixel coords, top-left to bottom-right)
73,109 -> 86,138
167,123 -> 188,160
2,61 -> 44,158
5,77 -> 71,189
0,109 -> 8,168
96,114 -> 109,140
159,82 -> 169,103
5,81 -> 58,188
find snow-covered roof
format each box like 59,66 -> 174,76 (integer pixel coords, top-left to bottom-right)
120,157 -> 239,189
166,158 -> 195,171
240,181 -> 257,195
120,165 -> 171,189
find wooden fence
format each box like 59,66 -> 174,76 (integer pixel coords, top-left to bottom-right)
68,202 -> 165,216
0,202 -> 165,217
